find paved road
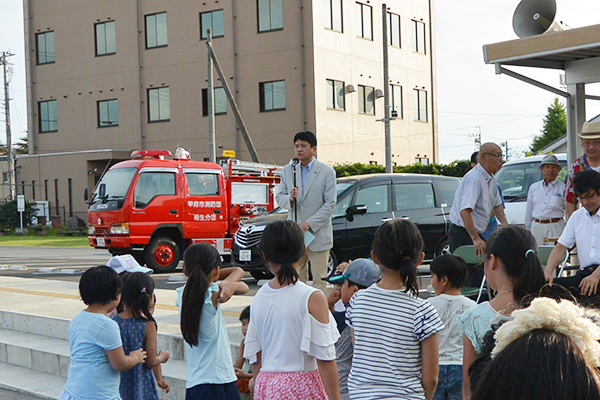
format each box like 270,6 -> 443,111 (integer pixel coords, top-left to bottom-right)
0,387 -> 46,400
0,246 -> 262,294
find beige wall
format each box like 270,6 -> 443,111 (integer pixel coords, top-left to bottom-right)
23,0 -> 437,218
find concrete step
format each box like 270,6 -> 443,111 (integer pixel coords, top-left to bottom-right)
0,311 -> 193,399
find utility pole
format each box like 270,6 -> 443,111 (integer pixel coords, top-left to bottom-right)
206,30 -> 216,163
500,141 -> 509,160
1,51 -> 16,200
382,4 -> 391,173
468,126 -> 481,150
378,3 -> 395,173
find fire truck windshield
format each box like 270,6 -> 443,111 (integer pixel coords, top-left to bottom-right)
89,167 -> 137,211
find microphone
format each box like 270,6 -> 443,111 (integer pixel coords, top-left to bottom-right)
292,158 -> 300,167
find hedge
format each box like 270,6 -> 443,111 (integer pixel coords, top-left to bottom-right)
333,159 -> 471,178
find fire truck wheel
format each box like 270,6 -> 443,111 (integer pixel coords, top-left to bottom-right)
145,237 -> 181,273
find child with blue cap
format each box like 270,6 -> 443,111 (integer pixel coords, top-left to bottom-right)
325,259 -> 381,400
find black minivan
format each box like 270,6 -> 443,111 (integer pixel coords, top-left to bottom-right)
231,173 -> 460,280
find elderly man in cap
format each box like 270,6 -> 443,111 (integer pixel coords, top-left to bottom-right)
564,114 -> 600,217
525,154 -> 566,246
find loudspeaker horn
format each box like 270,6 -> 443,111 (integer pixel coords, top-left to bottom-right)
512,0 -> 562,38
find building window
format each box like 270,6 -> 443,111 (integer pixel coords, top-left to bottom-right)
38,100 -> 58,132
390,84 -> 402,118
2,173 -> 7,183
411,20 -> 426,54
97,99 -> 119,127
200,10 -> 224,39
325,0 -> 343,32
355,3 -> 372,40
145,12 -> 168,49
413,89 -> 427,121
326,79 -> 345,110
388,12 -> 400,47
358,85 -> 374,115
259,80 -> 286,112
202,88 -> 227,116
95,21 -> 116,56
148,87 -> 170,122
257,0 -> 283,32
36,31 -> 55,65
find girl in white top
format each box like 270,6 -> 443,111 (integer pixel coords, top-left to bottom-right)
244,220 -> 341,400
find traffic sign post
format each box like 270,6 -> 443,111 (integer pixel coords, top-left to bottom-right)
17,195 -> 24,229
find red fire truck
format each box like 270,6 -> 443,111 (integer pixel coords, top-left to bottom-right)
87,148 -> 281,272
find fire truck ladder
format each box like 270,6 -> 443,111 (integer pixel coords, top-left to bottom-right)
221,159 -> 283,178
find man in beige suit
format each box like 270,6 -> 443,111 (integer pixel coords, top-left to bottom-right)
276,131 -> 337,292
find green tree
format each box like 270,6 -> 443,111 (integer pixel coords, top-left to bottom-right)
530,97 -> 567,153
14,136 -> 29,154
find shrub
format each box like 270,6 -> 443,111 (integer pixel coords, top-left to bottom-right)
333,159 -> 471,178
0,200 -> 38,229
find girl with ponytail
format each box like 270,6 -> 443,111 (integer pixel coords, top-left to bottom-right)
346,219 -> 444,400
457,225 -> 545,399
113,272 -> 170,399
244,220 -> 341,400
177,243 -> 249,400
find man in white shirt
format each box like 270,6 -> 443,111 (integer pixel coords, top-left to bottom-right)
449,142 -> 508,256
525,154 -> 566,246
545,169 -> 600,299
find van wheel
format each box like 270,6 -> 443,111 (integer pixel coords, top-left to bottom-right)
145,237 -> 180,273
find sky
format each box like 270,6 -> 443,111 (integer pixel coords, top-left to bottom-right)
1,0 -> 600,164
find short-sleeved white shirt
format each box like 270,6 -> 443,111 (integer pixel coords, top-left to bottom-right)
558,207 -> 600,269
449,164 -> 502,233
524,179 -> 566,229
427,294 -> 477,365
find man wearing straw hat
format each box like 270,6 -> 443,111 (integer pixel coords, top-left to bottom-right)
525,154 -> 566,246
564,115 -> 600,217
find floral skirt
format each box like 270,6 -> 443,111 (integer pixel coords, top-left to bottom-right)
254,370 -> 328,400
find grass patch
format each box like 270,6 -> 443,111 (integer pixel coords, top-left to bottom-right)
0,235 -> 89,247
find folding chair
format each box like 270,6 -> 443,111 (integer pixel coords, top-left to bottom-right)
453,245 -> 486,302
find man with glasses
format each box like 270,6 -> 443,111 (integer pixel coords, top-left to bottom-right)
449,142 -> 508,257
545,169 -> 600,301
564,115 -> 600,217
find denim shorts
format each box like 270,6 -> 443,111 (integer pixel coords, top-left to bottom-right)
433,364 -> 463,400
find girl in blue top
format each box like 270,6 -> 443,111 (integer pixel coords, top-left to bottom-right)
113,272 -> 170,400
61,266 -> 147,400
176,243 -> 249,400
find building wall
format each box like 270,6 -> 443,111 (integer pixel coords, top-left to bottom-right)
311,0 -> 436,165
23,0 -> 437,218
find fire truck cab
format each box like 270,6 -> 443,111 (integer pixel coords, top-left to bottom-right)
87,148 -> 281,272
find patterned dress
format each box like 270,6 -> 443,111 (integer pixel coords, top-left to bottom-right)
112,315 -> 159,400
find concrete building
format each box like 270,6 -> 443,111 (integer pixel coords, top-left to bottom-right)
20,0 -> 437,220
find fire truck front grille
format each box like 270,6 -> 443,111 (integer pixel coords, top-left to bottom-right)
95,228 -> 109,235
235,225 -> 267,248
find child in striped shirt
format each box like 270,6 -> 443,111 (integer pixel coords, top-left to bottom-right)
346,219 -> 444,400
